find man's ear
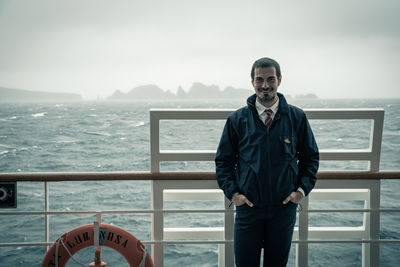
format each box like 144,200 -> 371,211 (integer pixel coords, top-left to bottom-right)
278,75 -> 282,86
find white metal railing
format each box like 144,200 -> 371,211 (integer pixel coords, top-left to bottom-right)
149,108 -> 385,172
148,108 -> 391,267
1,108 -> 399,267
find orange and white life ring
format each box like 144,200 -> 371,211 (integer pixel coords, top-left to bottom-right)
41,223 -> 154,267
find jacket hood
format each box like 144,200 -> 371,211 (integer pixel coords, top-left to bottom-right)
247,93 -> 289,115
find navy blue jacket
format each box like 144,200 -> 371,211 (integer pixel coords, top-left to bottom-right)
215,93 -> 319,207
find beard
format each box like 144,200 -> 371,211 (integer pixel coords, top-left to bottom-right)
257,88 -> 276,102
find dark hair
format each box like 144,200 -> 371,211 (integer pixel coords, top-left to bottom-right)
251,57 -> 281,81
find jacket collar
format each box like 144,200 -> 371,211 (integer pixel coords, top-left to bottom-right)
247,93 -> 289,115
255,97 -> 279,116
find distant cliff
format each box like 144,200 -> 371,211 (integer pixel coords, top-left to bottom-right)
107,83 -> 254,101
0,87 -> 82,102
108,84 -> 175,100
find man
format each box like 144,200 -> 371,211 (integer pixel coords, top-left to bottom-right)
215,57 -> 319,266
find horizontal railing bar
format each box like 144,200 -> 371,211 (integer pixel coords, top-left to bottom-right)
150,109 -> 233,120
150,108 -> 384,120
159,150 -> 375,162
293,239 -> 400,244
0,209 -> 234,215
2,209 -> 399,216
1,171 -> 400,182
159,150 -> 215,161
304,109 -> 384,120
0,242 -> 53,247
2,239 -> 399,247
302,209 -> 400,213
138,239 -> 400,245
0,210 -> 155,215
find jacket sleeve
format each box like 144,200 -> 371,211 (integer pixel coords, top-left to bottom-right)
215,117 -> 240,200
297,113 -> 319,196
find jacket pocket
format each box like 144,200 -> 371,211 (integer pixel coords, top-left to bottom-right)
281,135 -> 297,158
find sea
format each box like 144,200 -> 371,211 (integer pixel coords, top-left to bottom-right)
0,98 -> 399,266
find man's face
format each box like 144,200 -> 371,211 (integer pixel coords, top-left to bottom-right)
252,66 -> 281,105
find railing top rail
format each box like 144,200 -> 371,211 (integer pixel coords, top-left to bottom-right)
150,108 -> 385,112
1,171 -> 399,182
149,108 -> 385,120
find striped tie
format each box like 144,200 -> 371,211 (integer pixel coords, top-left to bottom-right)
265,109 -> 273,128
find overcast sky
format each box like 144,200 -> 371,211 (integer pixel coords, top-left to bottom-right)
0,0 -> 399,100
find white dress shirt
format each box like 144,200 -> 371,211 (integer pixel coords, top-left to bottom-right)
255,97 -> 279,123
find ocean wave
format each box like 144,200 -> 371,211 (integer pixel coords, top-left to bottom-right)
53,138 -> 78,143
0,150 -> 9,155
31,112 -> 47,117
133,121 -> 146,127
83,131 -> 111,136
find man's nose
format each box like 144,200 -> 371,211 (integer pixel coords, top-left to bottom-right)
262,81 -> 269,88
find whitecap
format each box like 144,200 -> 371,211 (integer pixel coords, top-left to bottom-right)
32,112 -> 47,117
54,138 -> 77,143
9,116 -> 17,120
133,121 -> 145,127
84,131 -> 111,136
0,150 -> 9,155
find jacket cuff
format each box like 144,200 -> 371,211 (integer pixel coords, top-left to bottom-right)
297,187 -> 305,197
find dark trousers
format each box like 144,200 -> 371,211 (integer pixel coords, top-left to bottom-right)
234,202 -> 297,267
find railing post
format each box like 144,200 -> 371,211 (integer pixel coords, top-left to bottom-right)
362,180 -> 380,267
150,111 -> 160,172
370,111 -> 384,172
151,180 -> 164,266
297,196 -> 309,267
44,181 -> 49,252
219,197 -> 234,267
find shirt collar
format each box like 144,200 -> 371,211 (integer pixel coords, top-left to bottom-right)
255,97 -> 280,116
